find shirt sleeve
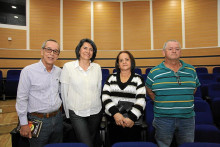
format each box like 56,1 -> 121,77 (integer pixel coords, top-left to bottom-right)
129,76 -> 146,122
16,68 -> 30,125
194,69 -> 201,87
146,70 -> 154,89
60,63 -> 70,84
97,66 -> 102,100
102,75 -> 119,116
61,83 -> 69,118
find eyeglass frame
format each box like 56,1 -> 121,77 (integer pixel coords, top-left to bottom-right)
176,75 -> 181,85
43,47 -> 60,55
174,72 -> 181,85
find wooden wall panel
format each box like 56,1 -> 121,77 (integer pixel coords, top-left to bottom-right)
30,0 -> 60,49
153,0 -> 182,49
185,0 -> 218,48
94,2 -> 121,50
63,0 -> 91,50
1,47 -> 220,77
123,1 -> 151,50
0,28 -> 26,49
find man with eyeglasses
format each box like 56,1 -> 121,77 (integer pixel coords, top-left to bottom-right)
16,39 -> 63,147
145,40 -> 200,147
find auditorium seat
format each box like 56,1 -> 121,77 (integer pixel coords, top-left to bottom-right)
213,67 -> 220,82
44,143 -> 88,147
5,70 -> 21,98
194,86 -> 202,98
145,100 -> 155,142
142,74 -> 147,83
113,68 -> 142,75
194,100 -> 220,143
101,69 -> 110,87
213,67 -> 220,74
207,82 -> 220,101
103,113 -> 147,146
211,99 -> 220,128
134,68 -> 142,75
145,68 -> 152,75
197,73 -> 215,98
195,67 -> 208,75
179,142 -> 220,147
112,142 -> 157,147
101,68 -> 110,76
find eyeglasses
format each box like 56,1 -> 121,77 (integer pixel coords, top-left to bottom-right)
174,72 -> 181,85
176,76 -> 181,85
43,48 -> 60,55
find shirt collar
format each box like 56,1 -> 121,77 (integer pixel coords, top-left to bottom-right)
160,60 -> 186,69
74,60 -> 94,70
39,60 -> 55,72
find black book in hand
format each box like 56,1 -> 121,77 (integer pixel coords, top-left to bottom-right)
17,120 -> 42,138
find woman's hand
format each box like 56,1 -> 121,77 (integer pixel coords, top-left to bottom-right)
123,118 -> 134,128
113,113 -> 124,126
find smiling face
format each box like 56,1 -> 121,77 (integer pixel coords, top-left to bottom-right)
163,41 -> 181,61
118,52 -> 131,72
79,42 -> 93,61
41,41 -> 59,67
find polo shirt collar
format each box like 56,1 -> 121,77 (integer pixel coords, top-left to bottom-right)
160,60 -> 187,70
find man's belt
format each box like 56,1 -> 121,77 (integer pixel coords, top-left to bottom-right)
30,106 -> 62,118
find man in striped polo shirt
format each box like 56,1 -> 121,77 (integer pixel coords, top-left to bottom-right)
146,40 -> 200,147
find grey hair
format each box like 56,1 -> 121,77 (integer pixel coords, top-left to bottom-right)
163,40 -> 181,50
41,39 -> 60,50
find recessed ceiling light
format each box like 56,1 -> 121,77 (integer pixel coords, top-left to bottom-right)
12,6 -> 17,9
14,16 -> 18,19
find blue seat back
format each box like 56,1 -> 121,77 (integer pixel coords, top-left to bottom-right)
7,70 -> 21,80
208,82 -> 220,100
198,73 -> 215,85
179,142 -> 220,147
112,142 -> 157,147
194,86 -> 202,98
145,100 -> 155,141
196,67 -> 208,75
5,70 -> 21,97
113,68 -> 142,75
145,68 -> 152,75
44,143 -> 88,147
194,100 -> 214,125
211,98 -> 220,126
142,74 -> 147,84
113,68 -> 117,73
213,67 -> 220,74
101,68 -> 110,76
134,68 -> 142,75
101,69 -> 110,88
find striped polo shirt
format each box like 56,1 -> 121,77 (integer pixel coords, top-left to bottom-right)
146,60 -> 200,118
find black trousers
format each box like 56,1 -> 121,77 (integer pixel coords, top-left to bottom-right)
69,109 -> 102,147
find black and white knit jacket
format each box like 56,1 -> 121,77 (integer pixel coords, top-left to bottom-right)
102,72 -> 146,122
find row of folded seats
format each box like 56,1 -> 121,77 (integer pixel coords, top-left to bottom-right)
101,68 -> 152,88
0,69 -> 21,100
5,67 -> 220,146
100,99 -> 220,147
60,98 -> 220,147
44,142 -> 220,147
101,67 -> 220,146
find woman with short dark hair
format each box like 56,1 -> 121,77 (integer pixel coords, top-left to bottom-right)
102,51 -> 146,144
60,38 -> 102,147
